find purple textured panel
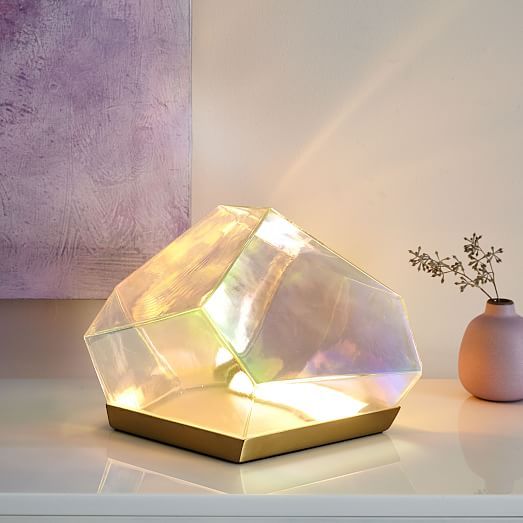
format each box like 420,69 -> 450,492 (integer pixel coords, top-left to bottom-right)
0,0 -> 191,298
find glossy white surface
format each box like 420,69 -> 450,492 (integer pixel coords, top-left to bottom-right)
1,379 -> 523,518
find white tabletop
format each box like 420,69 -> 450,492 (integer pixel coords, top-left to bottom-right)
1,378 -> 522,520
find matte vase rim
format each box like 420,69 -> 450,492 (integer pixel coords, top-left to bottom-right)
487,298 -> 514,305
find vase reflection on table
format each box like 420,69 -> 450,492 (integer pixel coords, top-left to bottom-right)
459,395 -> 523,493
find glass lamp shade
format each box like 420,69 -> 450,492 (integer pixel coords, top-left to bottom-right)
85,206 -> 421,462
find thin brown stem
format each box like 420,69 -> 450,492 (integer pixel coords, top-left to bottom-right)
477,246 -> 499,300
488,260 -> 499,300
440,265 -> 493,299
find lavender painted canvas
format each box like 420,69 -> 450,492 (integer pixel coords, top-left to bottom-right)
0,0 -> 191,298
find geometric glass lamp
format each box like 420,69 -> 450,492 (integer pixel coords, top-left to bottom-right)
85,206 -> 421,462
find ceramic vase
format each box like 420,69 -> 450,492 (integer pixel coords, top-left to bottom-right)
459,299 -> 523,402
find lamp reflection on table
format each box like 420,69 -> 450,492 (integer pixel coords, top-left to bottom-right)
98,432 -> 414,495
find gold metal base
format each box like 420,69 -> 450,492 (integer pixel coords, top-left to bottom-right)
106,404 -> 400,463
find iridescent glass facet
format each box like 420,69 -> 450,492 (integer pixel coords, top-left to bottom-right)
85,206 -> 421,441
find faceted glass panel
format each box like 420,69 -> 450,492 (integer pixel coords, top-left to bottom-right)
204,210 -> 419,383
85,206 -> 421,442
87,206 -> 265,334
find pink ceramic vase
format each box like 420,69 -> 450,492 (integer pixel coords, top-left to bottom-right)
459,299 -> 523,402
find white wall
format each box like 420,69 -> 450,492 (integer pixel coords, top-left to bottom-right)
192,0 -> 523,377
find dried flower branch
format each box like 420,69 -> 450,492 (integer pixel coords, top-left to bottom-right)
408,234 -> 503,300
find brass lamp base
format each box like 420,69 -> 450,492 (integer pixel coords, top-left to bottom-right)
106,404 -> 400,463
